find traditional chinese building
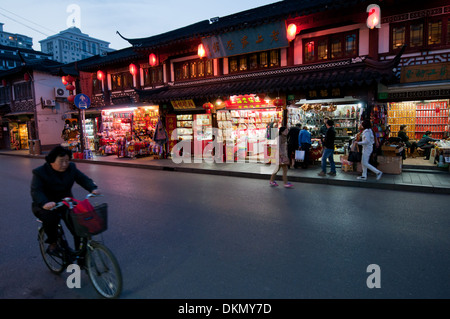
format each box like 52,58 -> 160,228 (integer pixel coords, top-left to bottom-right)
377,0 -> 450,140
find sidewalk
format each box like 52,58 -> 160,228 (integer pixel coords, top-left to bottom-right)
1,149 -> 449,194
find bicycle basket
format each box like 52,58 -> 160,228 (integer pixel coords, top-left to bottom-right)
70,203 -> 108,237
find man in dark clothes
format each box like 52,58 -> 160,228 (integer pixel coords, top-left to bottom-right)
318,119 -> 336,176
417,131 -> 439,160
287,123 -> 301,168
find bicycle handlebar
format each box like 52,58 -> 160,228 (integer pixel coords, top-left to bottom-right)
50,193 -> 103,210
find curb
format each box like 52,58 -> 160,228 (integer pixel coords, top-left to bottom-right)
1,152 -> 449,194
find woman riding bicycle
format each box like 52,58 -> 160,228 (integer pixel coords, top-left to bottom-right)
31,146 -> 101,255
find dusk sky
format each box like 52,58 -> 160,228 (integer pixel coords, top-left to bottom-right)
1,0 -> 279,51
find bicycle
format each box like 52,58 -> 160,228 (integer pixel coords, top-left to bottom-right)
37,194 -> 123,299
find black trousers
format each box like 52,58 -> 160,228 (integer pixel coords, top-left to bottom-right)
33,206 -> 80,248
300,143 -> 311,168
420,144 -> 434,159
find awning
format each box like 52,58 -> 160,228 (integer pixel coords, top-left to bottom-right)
4,111 -> 34,116
136,56 -> 400,103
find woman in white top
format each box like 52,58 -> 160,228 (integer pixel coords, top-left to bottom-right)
356,120 -> 383,181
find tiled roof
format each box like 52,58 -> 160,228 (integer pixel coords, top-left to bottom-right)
121,0 -> 369,49
136,56 -> 399,102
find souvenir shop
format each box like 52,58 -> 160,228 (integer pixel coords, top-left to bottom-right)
387,100 -> 449,140
8,120 -> 30,150
287,99 -> 364,152
61,111 -> 102,153
165,95 -> 283,161
164,100 -> 211,159
98,105 -> 162,157
215,95 -> 283,161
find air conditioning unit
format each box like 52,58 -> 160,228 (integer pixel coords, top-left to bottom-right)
55,87 -> 69,98
43,99 -> 56,107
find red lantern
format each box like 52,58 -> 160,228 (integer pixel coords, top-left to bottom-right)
198,43 -> 206,59
67,95 -> 75,103
287,23 -> 297,41
149,53 -> 157,67
66,84 -> 75,91
1,79 -> 6,86
66,75 -> 76,83
62,76 -> 68,85
203,102 -> 213,114
129,63 -> 137,76
24,73 -> 30,81
97,70 -> 105,81
273,98 -> 284,107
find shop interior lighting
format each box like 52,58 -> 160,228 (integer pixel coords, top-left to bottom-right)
103,107 -> 137,114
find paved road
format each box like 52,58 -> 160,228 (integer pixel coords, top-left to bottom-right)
0,156 -> 449,299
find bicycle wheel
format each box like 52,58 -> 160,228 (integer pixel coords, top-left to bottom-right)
86,241 -> 123,299
38,227 -> 65,274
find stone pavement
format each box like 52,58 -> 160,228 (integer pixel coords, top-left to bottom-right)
1,149 -> 449,194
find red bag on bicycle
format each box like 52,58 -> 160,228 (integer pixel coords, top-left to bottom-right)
66,198 -> 107,236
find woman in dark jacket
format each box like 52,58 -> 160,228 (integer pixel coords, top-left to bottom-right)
31,146 -> 100,253
397,125 -> 417,159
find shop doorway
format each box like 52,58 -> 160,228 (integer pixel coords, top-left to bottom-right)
8,122 -> 29,150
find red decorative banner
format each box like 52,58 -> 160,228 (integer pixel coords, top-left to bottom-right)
165,114 -> 178,151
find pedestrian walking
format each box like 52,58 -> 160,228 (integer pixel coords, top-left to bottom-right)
318,119 -> 336,176
270,126 -> 293,188
356,119 -> 383,180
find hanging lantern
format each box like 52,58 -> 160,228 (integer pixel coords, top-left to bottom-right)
66,75 -> 76,83
366,4 -> 381,29
24,73 -> 30,81
1,79 -> 6,86
286,23 -> 297,41
129,63 -> 137,76
273,98 -> 284,107
203,102 -> 213,114
67,94 -> 75,103
61,76 -> 68,85
97,70 -> 105,81
149,53 -> 157,67
65,84 -> 75,91
198,43 -> 206,59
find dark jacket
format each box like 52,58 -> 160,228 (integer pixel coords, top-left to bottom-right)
319,124 -> 328,137
397,130 -> 409,143
287,126 -> 300,146
31,162 -> 97,212
323,126 -> 336,149
417,135 -> 438,148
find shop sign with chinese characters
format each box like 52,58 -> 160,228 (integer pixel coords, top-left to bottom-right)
201,21 -> 288,59
400,62 -> 450,83
225,95 -> 270,109
171,100 -> 196,110
307,87 -> 344,100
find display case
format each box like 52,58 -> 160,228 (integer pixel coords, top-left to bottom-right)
217,109 -> 280,159
133,107 -> 159,139
194,114 -> 212,141
85,118 -> 96,151
332,105 -> 360,146
176,114 -> 194,141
